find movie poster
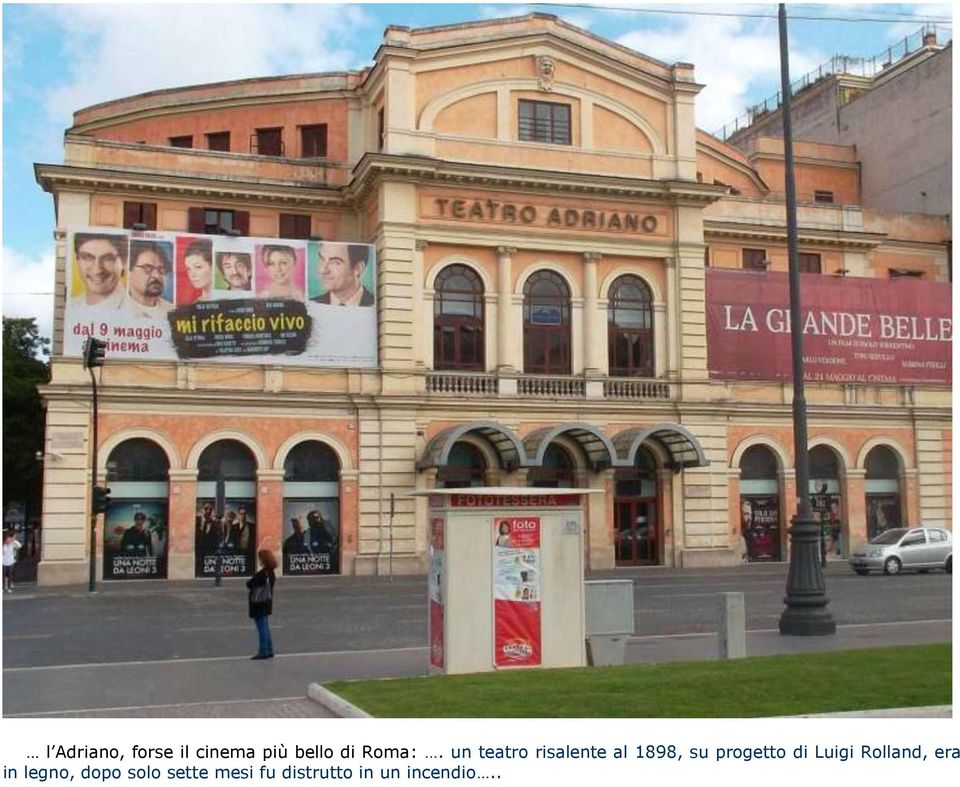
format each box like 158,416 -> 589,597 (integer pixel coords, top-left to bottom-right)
739,495 -> 781,562
811,488 -> 842,556
867,494 -> 902,539
281,500 -> 339,575
103,500 -> 168,580
429,517 -> 445,669
194,499 -> 256,577
493,517 -> 542,668
64,228 -> 377,368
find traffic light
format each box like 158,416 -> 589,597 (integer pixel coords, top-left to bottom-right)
92,486 -> 112,514
82,337 -> 107,369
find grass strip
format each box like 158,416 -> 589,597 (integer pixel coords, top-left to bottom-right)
326,644 -> 951,717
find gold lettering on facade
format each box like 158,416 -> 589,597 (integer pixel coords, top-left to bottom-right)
431,197 -> 658,234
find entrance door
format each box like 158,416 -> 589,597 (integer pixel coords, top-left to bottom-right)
615,498 -> 658,565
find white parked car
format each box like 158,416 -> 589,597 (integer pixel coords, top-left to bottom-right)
849,527 -> 952,575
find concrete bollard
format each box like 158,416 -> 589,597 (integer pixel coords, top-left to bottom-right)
719,592 -> 746,659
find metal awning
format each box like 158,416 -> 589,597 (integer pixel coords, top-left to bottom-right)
612,423 -> 709,471
522,423 -> 617,471
417,421 -> 524,471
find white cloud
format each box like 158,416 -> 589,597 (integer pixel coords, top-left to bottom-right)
36,4 -> 375,137
617,12 -> 828,132
1,246 -> 56,343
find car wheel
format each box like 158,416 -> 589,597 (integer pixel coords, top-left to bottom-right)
854,568 -> 869,576
946,556 -> 952,574
884,557 -> 902,576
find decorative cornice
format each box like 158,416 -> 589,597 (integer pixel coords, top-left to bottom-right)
703,219 -> 887,250
35,162 -> 343,209
347,152 -> 727,206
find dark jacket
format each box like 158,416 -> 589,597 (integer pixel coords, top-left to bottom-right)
246,568 -> 275,619
311,287 -> 374,307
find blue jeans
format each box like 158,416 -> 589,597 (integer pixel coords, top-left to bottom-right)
254,615 -> 274,656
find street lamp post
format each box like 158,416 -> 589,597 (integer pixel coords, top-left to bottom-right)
83,337 -> 108,593
777,4 -> 836,636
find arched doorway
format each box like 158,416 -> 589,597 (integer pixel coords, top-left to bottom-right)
195,440 -> 257,577
282,441 -> 341,575
104,438 -> 170,580
865,446 -> 902,538
437,442 -> 487,488
738,445 -> 781,562
528,444 -> 575,488
809,445 -> 843,558
614,446 -> 659,565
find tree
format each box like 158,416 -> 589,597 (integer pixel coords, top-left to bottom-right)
3,318 -> 50,523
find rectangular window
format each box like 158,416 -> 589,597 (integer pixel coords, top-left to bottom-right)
169,135 -> 193,149
122,202 -> 157,230
518,99 -> 571,145
889,268 -> 924,279
798,252 -> 822,274
814,190 -> 835,203
254,127 -> 283,156
188,207 -> 250,236
300,124 -> 328,158
206,131 -> 230,152
279,213 -> 312,240
742,248 -> 768,270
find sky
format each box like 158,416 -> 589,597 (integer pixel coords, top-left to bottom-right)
1,2 -> 952,342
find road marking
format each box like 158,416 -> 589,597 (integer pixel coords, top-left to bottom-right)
3,634 -> 53,640
2,645 -> 428,673
5,695 -> 312,718
627,618 -> 952,641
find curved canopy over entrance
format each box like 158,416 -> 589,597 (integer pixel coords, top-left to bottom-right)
612,423 -> 709,471
522,423 -> 616,471
418,422 -> 524,471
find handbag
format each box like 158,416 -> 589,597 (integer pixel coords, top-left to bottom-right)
250,578 -> 272,604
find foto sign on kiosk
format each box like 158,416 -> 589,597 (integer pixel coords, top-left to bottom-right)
416,487 -> 599,675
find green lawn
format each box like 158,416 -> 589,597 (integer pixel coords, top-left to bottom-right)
326,644 -> 951,718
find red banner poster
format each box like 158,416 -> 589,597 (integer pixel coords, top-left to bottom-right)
706,269 -> 951,384
493,517 -> 542,668
429,517 -> 445,669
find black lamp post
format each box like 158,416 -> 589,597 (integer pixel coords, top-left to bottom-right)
777,4 -> 836,636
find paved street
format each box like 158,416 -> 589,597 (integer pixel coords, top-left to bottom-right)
2,562 -> 952,716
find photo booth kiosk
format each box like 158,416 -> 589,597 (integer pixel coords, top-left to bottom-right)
414,487 -> 601,675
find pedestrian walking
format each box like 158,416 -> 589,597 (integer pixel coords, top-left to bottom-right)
246,548 -> 277,659
3,529 -> 23,593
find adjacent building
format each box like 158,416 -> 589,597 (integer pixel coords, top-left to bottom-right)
35,14 -> 951,585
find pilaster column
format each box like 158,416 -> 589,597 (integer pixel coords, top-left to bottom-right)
844,469 -> 867,554
168,469 -> 198,580
663,257 -> 678,379
582,252 -> 603,376
496,246 -> 518,373
413,240 -> 428,369
256,469 -> 285,555
340,469 -> 360,574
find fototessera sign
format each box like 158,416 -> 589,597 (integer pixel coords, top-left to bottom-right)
706,269 -> 951,385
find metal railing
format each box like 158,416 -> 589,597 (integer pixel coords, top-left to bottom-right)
713,24 -> 946,141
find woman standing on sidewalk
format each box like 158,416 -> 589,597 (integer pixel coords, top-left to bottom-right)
246,549 -> 278,659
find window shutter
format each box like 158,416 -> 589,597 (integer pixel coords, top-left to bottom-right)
143,203 -> 158,230
279,214 -> 295,238
187,207 -> 205,234
123,202 -> 140,229
235,211 -> 250,236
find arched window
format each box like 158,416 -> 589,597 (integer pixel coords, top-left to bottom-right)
437,442 -> 487,488
865,446 -> 902,538
523,270 -> 571,374
738,445 -> 781,562
528,444 -> 575,488
608,275 -> 654,377
104,439 -> 171,580
808,445 -> 843,557
195,440 -> 258,578
284,441 -> 339,482
106,438 -> 169,482
283,441 -> 341,575
434,265 -> 484,370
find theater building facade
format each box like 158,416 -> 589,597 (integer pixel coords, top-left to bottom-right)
35,15 -> 951,584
